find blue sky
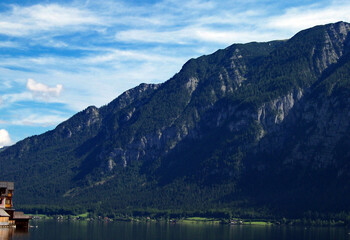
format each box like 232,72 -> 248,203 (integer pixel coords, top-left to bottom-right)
0,0 -> 349,147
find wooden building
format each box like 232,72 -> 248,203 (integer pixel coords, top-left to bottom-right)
0,182 -> 31,228
0,182 -> 13,210
13,212 -> 32,228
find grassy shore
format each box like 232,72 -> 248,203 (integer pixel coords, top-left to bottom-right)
244,221 -> 273,226
180,217 -> 221,224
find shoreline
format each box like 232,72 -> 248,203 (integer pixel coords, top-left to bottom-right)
29,214 -> 347,227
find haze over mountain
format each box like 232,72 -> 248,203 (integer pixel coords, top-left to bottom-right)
1,22 -> 350,217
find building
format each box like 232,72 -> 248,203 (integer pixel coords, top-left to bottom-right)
0,209 -> 10,226
0,182 -> 14,210
0,182 -> 31,228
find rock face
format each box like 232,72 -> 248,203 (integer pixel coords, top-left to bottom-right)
1,22 -> 350,214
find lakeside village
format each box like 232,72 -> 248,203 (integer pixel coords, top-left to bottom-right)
0,182 -> 31,228
32,212 -> 347,227
0,181 -> 347,227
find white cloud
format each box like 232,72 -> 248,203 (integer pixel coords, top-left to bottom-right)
26,78 -> 63,99
0,129 -> 12,148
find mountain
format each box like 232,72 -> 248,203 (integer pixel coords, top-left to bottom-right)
1,21 -> 350,218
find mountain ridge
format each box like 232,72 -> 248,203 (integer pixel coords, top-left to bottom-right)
1,21 -> 350,217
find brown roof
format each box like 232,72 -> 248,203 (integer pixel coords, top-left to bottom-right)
0,182 -> 14,190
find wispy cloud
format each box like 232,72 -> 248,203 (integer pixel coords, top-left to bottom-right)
0,41 -> 21,48
82,49 -> 185,64
1,92 -> 33,105
1,0 -> 349,143
11,113 -> 68,127
0,3 -> 104,37
116,27 -> 278,45
266,2 -> 350,32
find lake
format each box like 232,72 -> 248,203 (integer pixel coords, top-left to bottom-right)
2,220 -> 349,240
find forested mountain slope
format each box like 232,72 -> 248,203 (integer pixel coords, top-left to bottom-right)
1,22 -> 350,217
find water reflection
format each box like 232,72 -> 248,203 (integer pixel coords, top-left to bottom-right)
0,228 -> 14,240
2,220 -> 349,240
0,227 -> 29,240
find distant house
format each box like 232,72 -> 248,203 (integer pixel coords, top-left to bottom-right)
0,182 -> 31,228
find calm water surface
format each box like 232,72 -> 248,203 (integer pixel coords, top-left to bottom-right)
2,220 -> 350,240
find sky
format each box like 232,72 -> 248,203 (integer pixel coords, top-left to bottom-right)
0,0 -> 349,147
